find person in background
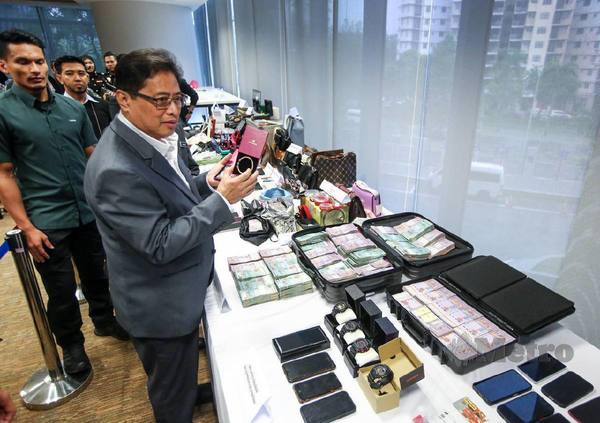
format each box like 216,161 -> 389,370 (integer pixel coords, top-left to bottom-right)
47,60 -> 64,94
81,54 -> 107,97
102,51 -> 118,86
179,78 -> 198,124
55,55 -> 114,139
0,29 -> 129,376
84,48 -> 257,423
0,389 -> 16,423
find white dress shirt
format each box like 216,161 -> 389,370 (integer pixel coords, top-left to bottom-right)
63,91 -> 98,104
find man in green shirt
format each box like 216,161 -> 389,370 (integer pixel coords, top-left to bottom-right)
0,29 -> 128,375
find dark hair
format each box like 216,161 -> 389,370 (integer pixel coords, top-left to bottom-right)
81,54 -> 95,64
115,48 -> 182,94
0,29 -> 45,59
103,51 -> 117,59
53,55 -> 85,73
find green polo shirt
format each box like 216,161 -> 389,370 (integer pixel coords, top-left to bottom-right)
0,84 -> 98,230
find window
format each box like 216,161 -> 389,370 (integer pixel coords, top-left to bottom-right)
577,28 -> 585,34
543,0 -> 552,4
440,19 -> 446,25
533,54 -> 542,62
580,13 -> 588,20
583,0 -> 591,5
0,4 -> 103,67
583,82 -> 590,88
441,7 -> 447,12
535,41 -> 545,48
537,27 -> 547,34
528,12 -> 536,19
541,12 -> 551,19
575,41 -> 582,47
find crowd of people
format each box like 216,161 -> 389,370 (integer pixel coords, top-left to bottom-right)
0,28 -> 257,423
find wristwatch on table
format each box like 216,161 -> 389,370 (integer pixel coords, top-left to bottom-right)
367,364 -> 393,391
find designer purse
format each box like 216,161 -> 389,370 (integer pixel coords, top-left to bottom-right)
311,150 -> 357,188
352,180 -> 381,217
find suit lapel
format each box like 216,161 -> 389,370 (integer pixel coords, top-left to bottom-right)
178,157 -> 201,200
111,119 -> 198,204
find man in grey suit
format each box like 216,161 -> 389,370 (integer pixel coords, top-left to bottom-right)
84,49 -> 257,422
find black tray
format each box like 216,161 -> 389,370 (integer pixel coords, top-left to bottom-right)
291,225 -> 404,303
362,212 -> 474,279
385,256 -> 575,374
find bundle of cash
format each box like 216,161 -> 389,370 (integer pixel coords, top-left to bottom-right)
319,261 -> 358,282
295,232 -> 329,246
387,240 -> 430,260
371,225 -> 399,237
413,229 -> 445,248
275,272 -> 314,299
230,261 -> 270,281
235,275 -> 279,307
227,252 -> 262,266
378,232 -> 408,243
263,253 -> 303,279
302,240 -> 337,259
330,232 -> 367,247
427,238 -> 455,258
337,238 -> 376,255
346,248 -> 386,267
353,258 -> 394,276
394,217 -> 434,242
438,332 -> 478,361
259,245 -> 292,258
325,223 -> 359,238
311,253 -> 343,269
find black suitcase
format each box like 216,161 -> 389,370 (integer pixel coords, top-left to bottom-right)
386,256 -> 575,374
362,212 -> 474,279
291,224 -> 404,303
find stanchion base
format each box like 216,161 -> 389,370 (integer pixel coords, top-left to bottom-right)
20,366 -> 93,410
75,286 -> 87,304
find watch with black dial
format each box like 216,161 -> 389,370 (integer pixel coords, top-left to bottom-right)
367,364 -> 393,391
348,338 -> 371,357
339,320 -> 360,338
331,301 -> 349,318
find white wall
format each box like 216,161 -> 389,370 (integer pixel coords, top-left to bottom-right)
89,0 -> 201,80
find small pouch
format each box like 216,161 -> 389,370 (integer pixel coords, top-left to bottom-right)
239,215 -> 276,246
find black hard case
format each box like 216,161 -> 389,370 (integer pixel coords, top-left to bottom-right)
385,256 -> 575,374
291,224 -> 404,303
362,212 -> 474,279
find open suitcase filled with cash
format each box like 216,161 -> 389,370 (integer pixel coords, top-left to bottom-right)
385,256 -> 575,374
362,212 -> 474,279
291,224 -> 404,303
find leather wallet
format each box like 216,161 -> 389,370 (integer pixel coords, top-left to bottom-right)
282,352 -> 335,383
272,326 -> 330,362
299,390 -> 356,423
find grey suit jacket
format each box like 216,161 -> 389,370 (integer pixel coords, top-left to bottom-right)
84,118 -> 232,338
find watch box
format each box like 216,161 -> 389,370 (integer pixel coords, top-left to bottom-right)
234,125 -> 268,174
357,338 -> 425,413
386,256 -> 575,374
362,212 -> 474,279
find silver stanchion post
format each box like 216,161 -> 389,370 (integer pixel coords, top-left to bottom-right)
6,229 -> 92,410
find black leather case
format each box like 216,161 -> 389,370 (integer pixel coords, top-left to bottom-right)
272,326 -> 330,362
300,391 -> 356,423
282,352 -> 335,383
293,372 -> 341,403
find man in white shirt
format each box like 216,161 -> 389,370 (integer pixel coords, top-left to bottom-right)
84,48 -> 257,423
55,55 -> 113,139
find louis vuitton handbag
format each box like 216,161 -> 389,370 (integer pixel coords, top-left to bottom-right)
310,149 -> 357,188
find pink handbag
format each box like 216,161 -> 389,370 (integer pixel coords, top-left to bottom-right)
352,180 -> 381,216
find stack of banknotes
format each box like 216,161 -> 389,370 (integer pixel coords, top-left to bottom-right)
295,223 -> 394,283
392,279 -> 515,361
371,217 -> 455,260
228,247 -> 313,307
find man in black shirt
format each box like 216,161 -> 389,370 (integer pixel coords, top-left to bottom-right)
56,55 -> 114,139
102,51 -> 118,86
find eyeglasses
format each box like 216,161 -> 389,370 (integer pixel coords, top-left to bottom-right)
131,91 -> 189,110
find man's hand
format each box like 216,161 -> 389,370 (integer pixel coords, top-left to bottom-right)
217,166 -> 258,204
206,154 -> 232,189
0,389 -> 16,423
22,226 -> 54,263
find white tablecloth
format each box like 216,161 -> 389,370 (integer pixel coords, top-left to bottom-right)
204,229 -> 600,423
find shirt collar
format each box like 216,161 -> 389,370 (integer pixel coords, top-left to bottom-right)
63,90 -> 98,104
11,83 -> 54,108
116,112 -> 178,157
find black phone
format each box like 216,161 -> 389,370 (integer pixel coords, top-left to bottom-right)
541,371 -> 594,408
473,369 -> 531,405
293,372 -> 341,403
498,392 -> 554,423
539,415 -> 570,423
569,396 -> 600,423
518,353 -> 566,382
273,326 -> 329,362
300,391 -> 356,423
282,352 -> 335,383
